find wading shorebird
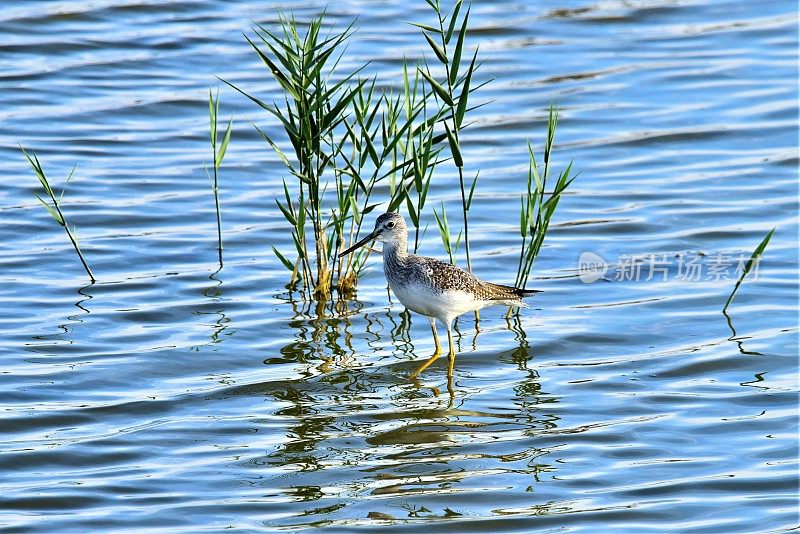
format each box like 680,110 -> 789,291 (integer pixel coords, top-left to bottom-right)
339,212 -> 540,377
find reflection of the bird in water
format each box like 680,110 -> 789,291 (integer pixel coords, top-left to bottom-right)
271,292 -> 534,382
360,364 -> 558,489
227,312 -> 560,526
268,295 -> 554,415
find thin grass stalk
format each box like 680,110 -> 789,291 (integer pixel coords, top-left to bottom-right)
208,88 -> 232,266
22,147 -> 95,282
722,228 -> 775,312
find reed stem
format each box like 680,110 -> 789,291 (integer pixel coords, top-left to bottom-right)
52,193 -> 95,282
722,228 -> 774,312
208,88 -> 232,267
213,167 -> 223,265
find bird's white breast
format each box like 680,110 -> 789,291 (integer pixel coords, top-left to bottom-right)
390,282 -> 482,322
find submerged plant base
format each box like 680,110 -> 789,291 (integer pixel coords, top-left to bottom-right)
336,272 -> 359,299
313,272 -> 332,302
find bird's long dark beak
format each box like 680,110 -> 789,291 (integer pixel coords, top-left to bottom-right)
339,229 -> 380,258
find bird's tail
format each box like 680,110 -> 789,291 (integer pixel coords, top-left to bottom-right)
486,282 -> 542,301
516,287 -> 543,298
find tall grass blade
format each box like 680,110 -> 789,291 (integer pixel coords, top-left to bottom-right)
448,6 -> 469,84
271,244 -> 296,272
33,193 -> 63,224
444,122 -> 462,167
466,170 -> 479,210
444,0 -> 463,44
218,117 -> 233,165
405,21 -> 440,33
423,31 -> 448,65
512,103 -> 574,299
455,50 -> 477,128
418,68 -> 454,106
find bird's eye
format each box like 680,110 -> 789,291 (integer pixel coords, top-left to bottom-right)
386,222 -> 395,228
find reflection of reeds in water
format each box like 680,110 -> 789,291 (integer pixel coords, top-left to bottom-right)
22,147 -> 95,282
190,269 -> 232,351
29,282 -> 94,351
275,290 -> 534,382
275,295 -> 421,370
230,299 -> 559,523
723,311 -> 763,356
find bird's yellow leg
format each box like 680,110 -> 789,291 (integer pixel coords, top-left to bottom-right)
410,318 -> 442,378
446,321 -> 456,377
430,317 -> 442,354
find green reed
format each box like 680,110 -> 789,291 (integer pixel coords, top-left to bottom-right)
225,13 -> 362,297
433,201 -> 462,265
723,228 -> 774,312
412,0 -> 482,271
227,5 -> 573,303
395,62 -> 443,254
510,104 -> 574,315
208,88 -> 232,266
22,147 -> 95,282
226,13 -> 435,299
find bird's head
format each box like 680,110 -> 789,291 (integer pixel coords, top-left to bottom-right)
339,212 -> 407,257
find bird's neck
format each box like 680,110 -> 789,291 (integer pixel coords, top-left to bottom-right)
382,235 -> 408,264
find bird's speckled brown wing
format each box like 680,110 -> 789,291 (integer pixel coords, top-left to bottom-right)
413,256 -> 524,301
